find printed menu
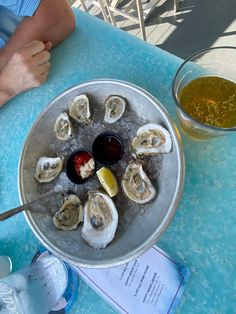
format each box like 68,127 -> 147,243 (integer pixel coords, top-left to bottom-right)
77,246 -> 190,313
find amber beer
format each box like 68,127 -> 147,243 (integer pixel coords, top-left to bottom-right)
179,76 -> 236,128
173,47 -> 236,141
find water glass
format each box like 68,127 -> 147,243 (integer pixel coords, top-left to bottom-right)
0,255 -> 68,314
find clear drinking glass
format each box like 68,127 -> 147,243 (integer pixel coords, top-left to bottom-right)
0,256 -> 12,279
0,255 -> 68,314
172,46 -> 236,141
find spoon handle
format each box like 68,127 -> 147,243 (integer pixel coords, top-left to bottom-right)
0,191 -> 64,221
0,204 -> 29,221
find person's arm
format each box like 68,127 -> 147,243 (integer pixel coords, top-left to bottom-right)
0,0 -> 75,69
0,41 -> 51,108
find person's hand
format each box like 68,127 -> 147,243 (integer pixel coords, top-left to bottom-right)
0,40 -> 51,101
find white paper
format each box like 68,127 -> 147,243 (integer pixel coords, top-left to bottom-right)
77,246 -> 190,314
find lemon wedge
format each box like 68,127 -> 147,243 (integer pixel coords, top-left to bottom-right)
96,167 -> 119,197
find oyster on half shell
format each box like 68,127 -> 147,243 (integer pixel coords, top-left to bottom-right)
104,95 -> 126,124
69,94 -> 91,124
53,194 -> 83,231
82,191 -> 118,249
54,112 -> 72,141
34,157 -> 63,183
122,162 -> 156,204
131,123 -> 172,156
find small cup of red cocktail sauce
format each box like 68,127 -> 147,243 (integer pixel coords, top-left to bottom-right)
66,149 -> 95,184
92,131 -> 124,165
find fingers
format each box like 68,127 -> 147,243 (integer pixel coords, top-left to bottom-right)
33,50 -> 51,66
35,61 -> 50,85
30,69 -> 50,88
23,42 -> 51,77
4,40 -> 52,94
33,71 -> 50,87
41,71 -> 50,82
22,40 -> 45,56
44,41 -> 53,51
38,61 -> 51,75
31,61 -> 50,87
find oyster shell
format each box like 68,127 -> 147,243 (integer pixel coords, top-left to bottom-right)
34,157 -> 63,183
131,123 -> 172,156
122,162 -> 156,204
53,194 -> 83,231
82,191 -> 118,249
104,95 -> 126,123
54,112 -> 72,141
69,94 -> 91,124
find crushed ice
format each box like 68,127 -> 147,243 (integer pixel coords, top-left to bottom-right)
37,100 -> 164,228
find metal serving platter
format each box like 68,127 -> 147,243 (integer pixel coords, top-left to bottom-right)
18,79 -> 185,268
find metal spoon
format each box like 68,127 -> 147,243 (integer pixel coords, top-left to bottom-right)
0,191 -> 65,222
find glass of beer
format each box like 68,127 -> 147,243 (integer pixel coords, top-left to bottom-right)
172,46 -> 236,141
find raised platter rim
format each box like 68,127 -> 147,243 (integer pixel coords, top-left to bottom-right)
18,78 -> 185,268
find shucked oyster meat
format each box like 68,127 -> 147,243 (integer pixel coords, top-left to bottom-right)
82,191 -> 118,249
104,95 -> 126,124
69,94 -> 91,124
122,161 -> 156,204
34,156 -> 63,183
53,194 -> 83,231
54,112 -> 72,141
131,123 -> 172,156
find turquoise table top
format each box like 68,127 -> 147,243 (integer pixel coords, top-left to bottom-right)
0,8 -> 236,314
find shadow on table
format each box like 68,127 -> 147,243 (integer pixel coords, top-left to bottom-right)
153,0 -> 236,58
122,0 -> 236,59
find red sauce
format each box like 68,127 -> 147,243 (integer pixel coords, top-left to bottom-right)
73,152 -> 92,177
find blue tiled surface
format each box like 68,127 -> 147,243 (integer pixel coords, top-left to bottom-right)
0,9 -> 235,314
